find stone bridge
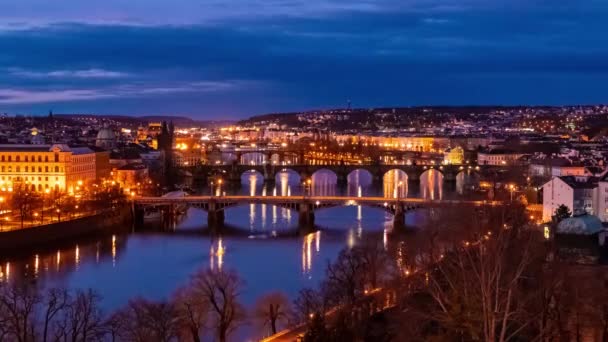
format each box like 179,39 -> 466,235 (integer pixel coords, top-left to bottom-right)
190,163 -> 517,185
132,195 -> 503,234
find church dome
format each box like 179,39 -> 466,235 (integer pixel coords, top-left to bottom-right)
96,124 -> 116,149
557,214 -> 603,235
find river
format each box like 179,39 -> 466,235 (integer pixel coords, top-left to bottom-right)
0,169 -> 479,341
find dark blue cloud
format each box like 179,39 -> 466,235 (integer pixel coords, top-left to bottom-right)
0,1 -> 607,118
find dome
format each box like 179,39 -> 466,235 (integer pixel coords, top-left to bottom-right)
96,127 -> 115,141
96,124 -> 116,149
556,215 -> 604,236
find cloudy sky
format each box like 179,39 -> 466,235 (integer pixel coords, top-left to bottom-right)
0,0 -> 607,118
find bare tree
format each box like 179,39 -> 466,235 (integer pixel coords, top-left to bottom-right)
108,298 -> 177,342
352,241 -> 392,290
253,291 -> 290,335
173,286 -> 208,342
40,288 -> 69,342
11,184 -> 36,229
55,289 -> 105,341
409,225 -> 542,341
0,285 -> 40,342
292,288 -> 325,324
323,248 -> 367,306
189,269 -> 244,342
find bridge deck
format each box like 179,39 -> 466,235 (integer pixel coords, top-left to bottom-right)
134,195 -> 501,207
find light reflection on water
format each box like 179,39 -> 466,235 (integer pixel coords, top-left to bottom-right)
0,170 -> 479,340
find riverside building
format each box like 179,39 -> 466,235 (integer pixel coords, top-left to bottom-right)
0,144 -> 100,193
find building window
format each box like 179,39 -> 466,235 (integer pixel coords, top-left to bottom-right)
0,156 -> 4,162
38,156 -> 42,162
45,156 -> 48,162
16,166 -> 20,172
54,166 -> 59,172
8,156 -> 11,162
25,166 -> 28,172
54,153 -> 59,162
45,166 -> 48,172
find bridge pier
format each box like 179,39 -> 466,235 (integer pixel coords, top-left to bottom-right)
263,165 -> 276,184
337,172 -> 348,187
298,201 -> 315,234
161,204 -> 178,227
207,200 -> 225,229
132,203 -> 144,226
393,203 -> 405,232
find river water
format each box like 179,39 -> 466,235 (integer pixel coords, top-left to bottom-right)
0,169 -> 479,341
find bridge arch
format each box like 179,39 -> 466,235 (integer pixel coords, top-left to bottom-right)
346,169 -> 373,196
274,168 -> 301,196
420,168 -> 443,200
455,168 -> 481,195
383,169 -> 408,199
240,169 -> 264,189
310,168 -> 338,196
239,152 -> 268,165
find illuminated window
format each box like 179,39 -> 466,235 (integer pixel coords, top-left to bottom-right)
543,226 -> 550,240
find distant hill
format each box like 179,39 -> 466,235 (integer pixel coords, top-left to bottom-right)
54,114 -> 234,128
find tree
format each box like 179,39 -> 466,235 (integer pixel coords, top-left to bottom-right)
323,248 -> 367,305
253,291 -> 290,335
41,288 -> 69,342
10,184 -> 36,229
407,227 -> 542,341
109,298 -> 177,342
553,204 -> 572,223
0,285 -> 40,342
55,289 -> 105,341
302,313 -> 329,342
173,286 -> 208,342
189,269 -> 244,342
292,288 -> 325,324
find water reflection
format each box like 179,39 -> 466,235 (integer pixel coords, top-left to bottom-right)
0,169 -> 482,340
347,169 -> 373,197
383,169 -> 408,198
420,169 -> 443,200
311,169 -> 337,196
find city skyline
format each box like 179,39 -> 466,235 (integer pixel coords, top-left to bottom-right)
1,0 -> 608,118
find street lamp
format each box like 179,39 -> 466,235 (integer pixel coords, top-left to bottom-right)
509,184 -> 515,202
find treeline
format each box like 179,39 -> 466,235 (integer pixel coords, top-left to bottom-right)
0,268 -> 247,342
297,203 -> 608,341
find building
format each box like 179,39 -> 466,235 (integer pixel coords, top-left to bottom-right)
477,149 -> 525,166
529,157 -> 588,178
0,144 -> 99,193
95,124 -> 117,150
67,146 -> 97,191
596,173 -> 608,222
443,146 -> 464,164
542,176 -> 598,222
113,163 -> 148,191
88,146 -> 112,181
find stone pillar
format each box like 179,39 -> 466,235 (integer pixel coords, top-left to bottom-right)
264,164 -> 275,184
337,171 -> 348,187
132,203 -> 145,226
298,201 -> 315,234
207,200 -> 225,229
229,168 -> 242,186
393,203 -> 405,232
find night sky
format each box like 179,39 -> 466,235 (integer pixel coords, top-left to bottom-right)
0,0 -> 607,118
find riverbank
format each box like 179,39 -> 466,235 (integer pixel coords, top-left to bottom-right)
0,206 -> 132,254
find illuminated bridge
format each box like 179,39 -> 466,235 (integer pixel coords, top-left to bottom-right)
190,163 -> 525,186
132,195 -> 503,233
